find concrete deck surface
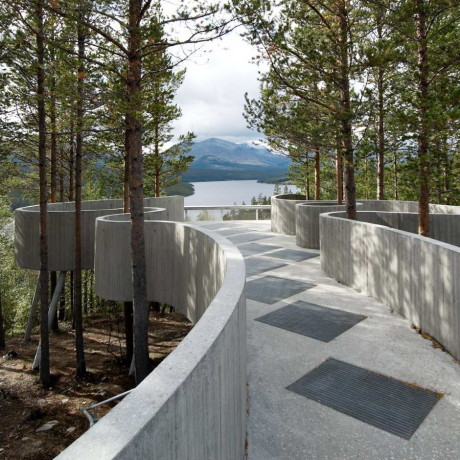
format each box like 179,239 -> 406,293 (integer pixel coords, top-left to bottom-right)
197,220 -> 460,460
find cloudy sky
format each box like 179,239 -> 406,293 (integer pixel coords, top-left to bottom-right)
171,29 -> 265,145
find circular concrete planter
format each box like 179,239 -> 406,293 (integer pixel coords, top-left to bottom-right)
14,196 -> 184,271
296,201 -> 346,249
271,194 -> 308,235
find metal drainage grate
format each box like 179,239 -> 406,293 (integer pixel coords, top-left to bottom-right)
287,358 -> 441,440
217,228 -> 250,236
244,258 -> 287,277
227,233 -> 272,245
246,275 -> 315,304
238,243 -> 282,257
203,222 -> 238,230
268,249 -> 319,262
255,301 -> 366,342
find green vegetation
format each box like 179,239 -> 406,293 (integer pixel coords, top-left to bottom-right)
232,0 -> 460,228
164,182 -> 195,197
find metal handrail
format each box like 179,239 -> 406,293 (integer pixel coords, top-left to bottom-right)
80,390 -> 132,427
184,205 -> 271,210
184,204 -> 271,221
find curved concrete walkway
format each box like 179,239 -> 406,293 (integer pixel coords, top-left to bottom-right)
197,220 -> 460,460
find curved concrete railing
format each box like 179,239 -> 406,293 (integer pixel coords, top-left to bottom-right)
320,208 -> 460,360
56,217 -> 246,459
295,199 -> 460,249
14,196 -> 183,271
271,194 -> 307,235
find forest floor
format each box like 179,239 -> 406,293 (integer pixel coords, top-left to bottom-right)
0,311 -> 193,460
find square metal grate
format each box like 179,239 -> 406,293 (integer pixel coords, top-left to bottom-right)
217,228 -> 249,236
203,222 -> 238,230
245,258 -> 287,277
246,276 -> 315,304
227,233 -> 272,245
268,249 -> 319,262
238,243 -> 282,257
255,301 -> 366,342
287,358 -> 441,440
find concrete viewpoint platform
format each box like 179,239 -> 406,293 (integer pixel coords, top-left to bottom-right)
197,220 -> 460,460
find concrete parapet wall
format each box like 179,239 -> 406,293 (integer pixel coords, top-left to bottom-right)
320,211 -> 460,359
14,196 -> 184,271
271,194 -> 308,235
57,221 -> 246,460
294,200 -> 460,249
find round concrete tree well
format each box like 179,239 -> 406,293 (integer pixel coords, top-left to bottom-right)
271,194 -> 308,235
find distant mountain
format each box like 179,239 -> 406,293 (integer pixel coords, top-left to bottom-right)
182,138 -> 291,182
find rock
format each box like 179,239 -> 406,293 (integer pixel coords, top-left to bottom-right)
21,437 -> 29,441
3,350 -> 18,360
61,398 -> 69,403
66,427 -> 76,433
36,420 -> 59,432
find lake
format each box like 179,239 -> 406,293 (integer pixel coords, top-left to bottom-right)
185,180 -> 296,206
184,180 -> 298,221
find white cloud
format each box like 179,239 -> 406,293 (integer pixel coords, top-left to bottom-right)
171,30 -> 266,144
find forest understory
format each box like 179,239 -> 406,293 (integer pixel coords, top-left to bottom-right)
0,311 -> 192,460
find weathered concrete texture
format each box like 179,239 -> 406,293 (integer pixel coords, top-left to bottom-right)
296,200 -> 460,250
14,196 -> 184,271
271,194 -> 307,235
296,202 -> 346,249
57,223 -> 246,460
200,221 -> 460,460
144,195 -> 184,222
320,211 -> 460,360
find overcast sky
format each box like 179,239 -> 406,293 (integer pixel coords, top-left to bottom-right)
171,29 -> 265,145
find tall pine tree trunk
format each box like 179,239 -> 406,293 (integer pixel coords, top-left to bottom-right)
415,0 -> 430,236
376,9 -> 385,200
0,292 -> 5,349
74,11 -> 87,377
127,0 -> 149,384
339,2 -> 356,219
36,0 -> 50,387
314,146 -> 321,200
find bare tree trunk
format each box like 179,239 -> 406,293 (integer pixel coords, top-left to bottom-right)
37,0 -> 50,387
124,114 -> 130,212
50,272 -> 59,331
0,292 -> 6,349
314,147 -> 321,200
339,2 -> 356,219
336,151 -> 343,205
415,0 -> 430,236
74,11 -> 87,377
305,158 -> 311,200
376,10 -> 385,200
154,168 -> 161,197
50,92 -> 60,334
393,152 -> 399,200
127,0 -> 149,384
124,301 -> 134,365
59,274 -> 66,321
69,124 -> 75,201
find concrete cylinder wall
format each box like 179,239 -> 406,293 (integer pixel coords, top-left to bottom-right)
271,194 -> 308,235
320,211 -> 460,360
296,202 -> 347,249
14,196 -> 184,271
57,221 -> 246,460
294,200 -> 460,249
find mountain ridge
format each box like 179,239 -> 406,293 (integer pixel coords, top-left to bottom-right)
182,138 -> 290,182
